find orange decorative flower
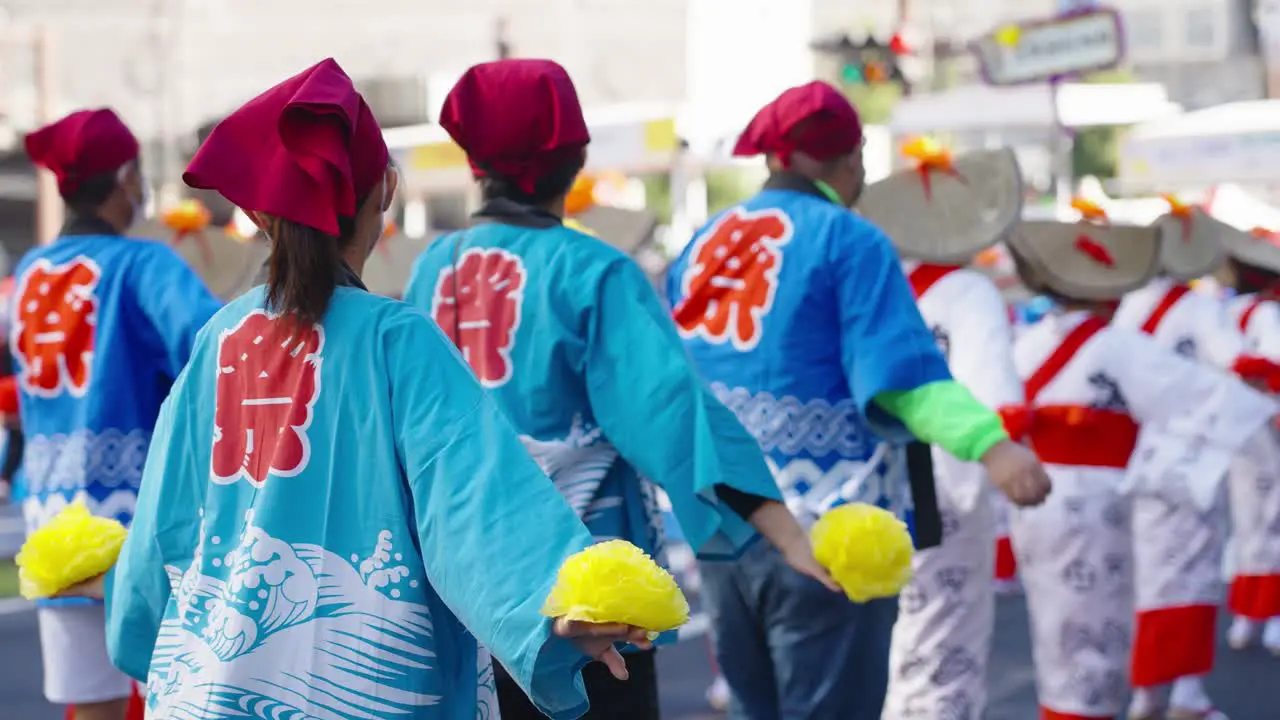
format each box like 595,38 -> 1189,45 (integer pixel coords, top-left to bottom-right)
564,174 -> 597,216
1070,197 -> 1108,224
161,199 -> 214,265
900,136 -> 961,200
161,199 -> 212,234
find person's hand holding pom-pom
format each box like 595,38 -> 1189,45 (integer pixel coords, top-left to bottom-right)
16,500 -> 126,600
810,503 -> 914,602
543,540 -> 690,679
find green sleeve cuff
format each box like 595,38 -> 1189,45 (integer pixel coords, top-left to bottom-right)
874,380 -> 1009,462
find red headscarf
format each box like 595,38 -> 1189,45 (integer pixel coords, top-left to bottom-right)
440,59 -> 590,194
25,109 -> 140,197
733,81 -> 863,168
183,58 -> 389,237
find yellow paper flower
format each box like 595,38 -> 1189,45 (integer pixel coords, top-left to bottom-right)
541,539 -> 690,633
811,503 -> 914,603
16,500 -> 127,600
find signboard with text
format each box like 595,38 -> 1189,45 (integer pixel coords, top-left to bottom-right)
974,8 -> 1124,86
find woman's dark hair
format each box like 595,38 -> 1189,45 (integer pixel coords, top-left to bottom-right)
62,171 -> 122,215
478,154 -> 587,207
263,197 -> 367,327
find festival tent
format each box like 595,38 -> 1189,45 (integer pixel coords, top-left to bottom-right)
1118,100 -> 1280,191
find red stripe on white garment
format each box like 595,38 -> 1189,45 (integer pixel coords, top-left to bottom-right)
1040,708 -> 1113,720
1131,604 -> 1217,687
994,536 -> 1017,581
1228,574 -> 1280,619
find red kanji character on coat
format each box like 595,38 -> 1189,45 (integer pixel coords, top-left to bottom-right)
212,311 -> 324,487
13,257 -> 101,397
674,208 -> 793,351
431,248 -> 527,387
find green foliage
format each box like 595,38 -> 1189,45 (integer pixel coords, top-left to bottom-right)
640,174 -> 672,223
706,168 -> 764,215
1068,68 -> 1137,180
841,82 -> 903,125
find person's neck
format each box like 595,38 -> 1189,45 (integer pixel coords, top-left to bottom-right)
92,207 -> 130,235
341,248 -> 367,279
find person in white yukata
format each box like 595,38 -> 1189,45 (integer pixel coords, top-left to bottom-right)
858,147 -> 1054,720
81,59 -> 658,720
402,59 -> 832,719
1113,207 -> 1280,720
1215,225 -> 1280,656
1004,218 -> 1274,720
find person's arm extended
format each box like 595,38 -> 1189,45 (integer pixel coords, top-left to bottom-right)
829,217 -> 952,438
583,255 -> 785,560
874,380 -> 1009,463
128,243 -> 223,379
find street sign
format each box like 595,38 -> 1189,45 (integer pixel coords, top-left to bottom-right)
973,8 -> 1124,86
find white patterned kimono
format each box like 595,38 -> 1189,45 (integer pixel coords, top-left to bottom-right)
884,263 -> 1025,720
1114,278 -> 1275,686
1225,294 -> 1280,630
1012,310 -> 1271,719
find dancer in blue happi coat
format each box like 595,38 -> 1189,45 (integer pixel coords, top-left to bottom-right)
100,58 -> 651,720
667,81 -> 1050,719
11,108 -> 222,720
403,59 -> 835,718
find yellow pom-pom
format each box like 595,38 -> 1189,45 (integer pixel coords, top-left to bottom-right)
16,500 -> 127,600
811,503 -> 914,603
541,539 -> 690,633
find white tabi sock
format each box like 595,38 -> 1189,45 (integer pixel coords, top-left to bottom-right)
1227,616 -> 1260,649
1263,617 -> 1280,650
1170,675 -> 1213,713
1128,685 -> 1167,718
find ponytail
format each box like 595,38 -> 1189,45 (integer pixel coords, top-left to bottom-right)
263,211 -> 359,327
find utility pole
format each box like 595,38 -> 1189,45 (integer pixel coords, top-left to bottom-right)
33,27 -> 61,245
494,17 -> 512,60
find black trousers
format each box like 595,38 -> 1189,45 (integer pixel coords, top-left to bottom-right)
493,649 -> 660,719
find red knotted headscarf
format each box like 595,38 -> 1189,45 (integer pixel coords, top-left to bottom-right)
183,58 -> 389,237
25,109 -> 140,197
440,59 -> 591,194
733,81 -> 863,168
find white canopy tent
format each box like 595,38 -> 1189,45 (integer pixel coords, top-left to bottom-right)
1118,100 -> 1280,191
888,82 -> 1181,134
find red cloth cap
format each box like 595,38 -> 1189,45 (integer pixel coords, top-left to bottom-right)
183,58 -> 389,236
733,81 -> 863,168
440,59 -> 590,194
25,109 -> 140,197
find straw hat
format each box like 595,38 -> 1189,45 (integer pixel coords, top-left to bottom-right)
1150,197 -> 1229,282
572,206 -> 659,255
856,145 -> 1023,264
1006,220 -> 1162,300
363,231 -> 432,298
133,220 -> 270,302
1220,226 -> 1280,275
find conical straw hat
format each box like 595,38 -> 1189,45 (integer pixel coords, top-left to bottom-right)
132,220 -> 270,302
1006,220 -> 1161,300
857,147 -> 1023,264
1151,207 -> 1230,282
1221,226 -> 1280,274
363,231 -> 432,299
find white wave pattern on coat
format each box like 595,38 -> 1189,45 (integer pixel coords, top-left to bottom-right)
148,509 -> 446,719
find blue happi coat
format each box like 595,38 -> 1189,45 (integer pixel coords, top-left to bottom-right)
9,218 -> 220,612
403,200 -> 783,569
106,279 -> 602,720
666,175 -> 950,528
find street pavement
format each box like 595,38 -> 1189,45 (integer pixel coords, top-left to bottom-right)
1,590 -> 1275,718
0,502 -> 1275,718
